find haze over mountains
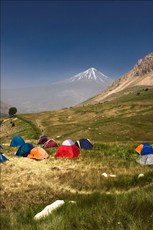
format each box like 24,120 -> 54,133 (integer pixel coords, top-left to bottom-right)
1,68 -> 113,114
1,53 -> 153,114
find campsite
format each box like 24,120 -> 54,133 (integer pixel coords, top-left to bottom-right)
0,87 -> 153,229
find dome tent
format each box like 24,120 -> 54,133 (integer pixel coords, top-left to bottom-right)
37,136 -> 50,145
27,147 -> 49,160
56,139 -> 80,158
75,138 -> 93,149
135,143 -> 153,155
15,143 -> 34,157
43,139 -> 58,148
0,153 -> 8,163
135,143 -> 153,165
10,136 -> 25,147
136,154 -> 153,165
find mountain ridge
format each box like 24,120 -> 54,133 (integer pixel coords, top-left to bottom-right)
81,53 -> 153,105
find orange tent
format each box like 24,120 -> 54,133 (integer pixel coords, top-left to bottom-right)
27,147 -> 49,160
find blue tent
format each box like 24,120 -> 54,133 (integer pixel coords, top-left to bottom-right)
15,143 -> 34,157
141,144 -> 153,155
10,136 -> 25,147
135,143 -> 153,155
0,153 -> 8,163
75,138 -> 93,149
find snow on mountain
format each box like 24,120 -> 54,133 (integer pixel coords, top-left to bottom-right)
68,68 -> 112,85
1,68 -> 113,113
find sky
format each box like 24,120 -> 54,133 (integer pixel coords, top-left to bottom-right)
1,0 -> 153,89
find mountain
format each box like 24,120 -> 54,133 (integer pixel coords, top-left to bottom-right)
1,68 -> 113,113
67,67 -> 112,85
82,53 -> 153,104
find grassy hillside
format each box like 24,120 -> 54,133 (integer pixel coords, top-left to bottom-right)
21,87 -> 153,143
0,87 -> 153,229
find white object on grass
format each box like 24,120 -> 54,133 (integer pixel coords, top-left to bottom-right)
109,174 -> 117,177
138,173 -> 144,178
101,173 -> 108,177
34,200 -> 65,220
69,201 -> 76,204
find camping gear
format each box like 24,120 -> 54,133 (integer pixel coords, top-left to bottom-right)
10,136 -> 25,147
56,139 -> 80,158
37,136 -> 50,144
75,138 -> 93,149
43,139 -> 58,148
15,143 -> 34,157
0,153 -> 8,163
27,147 -> 49,160
135,143 -> 153,155
136,154 -> 153,165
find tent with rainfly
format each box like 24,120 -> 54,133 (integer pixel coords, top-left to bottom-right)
27,147 -> 49,160
135,143 -> 153,165
135,143 -> 153,155
15,143 -> 34,157
0,153 -> 9,163
75,138 -> 93,149
37,136 -> 50,145
10,136 -> 25,147
43,139 -> 58,148
136,154 -> 153,165
55,139 -> 80,158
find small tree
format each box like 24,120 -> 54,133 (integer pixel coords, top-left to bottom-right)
8,107 -> 17,117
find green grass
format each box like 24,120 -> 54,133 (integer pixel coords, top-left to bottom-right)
1,87 -> 153,229
1,187 -> 153,230
17,115 -> 42,139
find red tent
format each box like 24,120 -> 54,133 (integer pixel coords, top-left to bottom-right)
37,136 -> 50,144
56,139 -> 80,158
43,139 -> 58,148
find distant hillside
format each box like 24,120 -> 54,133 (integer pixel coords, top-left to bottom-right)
81,53 -> 153,104
1,87 -> 153,144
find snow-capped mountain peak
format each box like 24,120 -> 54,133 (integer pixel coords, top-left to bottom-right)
69,67 -> 112,85
2,67 -> 113,113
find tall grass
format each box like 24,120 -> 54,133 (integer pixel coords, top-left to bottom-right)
1,187 -> 153,230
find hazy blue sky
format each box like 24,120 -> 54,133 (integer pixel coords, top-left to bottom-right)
1,1 -> 153,89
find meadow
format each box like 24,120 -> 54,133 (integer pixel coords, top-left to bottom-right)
0,87 -> 153,229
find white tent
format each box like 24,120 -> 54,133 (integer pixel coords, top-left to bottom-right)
136,154 -> 153,165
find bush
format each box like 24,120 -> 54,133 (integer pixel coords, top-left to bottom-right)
8,107 -> 17,116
